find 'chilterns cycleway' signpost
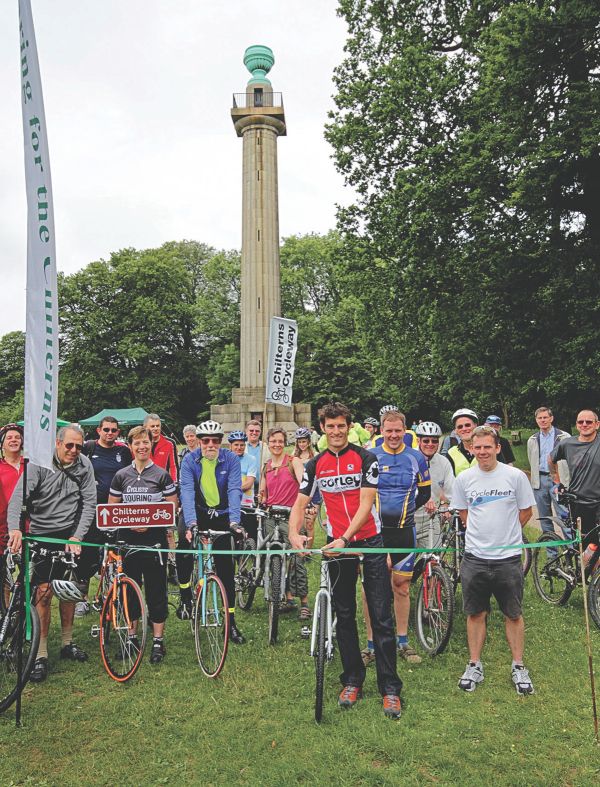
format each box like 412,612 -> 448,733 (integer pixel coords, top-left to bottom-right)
96,502 -> 176,529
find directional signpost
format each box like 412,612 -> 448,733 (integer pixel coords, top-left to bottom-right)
96,502 -> 176,529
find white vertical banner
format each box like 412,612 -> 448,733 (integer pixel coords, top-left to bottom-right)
265,317 -> 297,407
19,0 -> 58,468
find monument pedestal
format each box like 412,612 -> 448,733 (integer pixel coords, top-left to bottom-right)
212,388 -> 311,438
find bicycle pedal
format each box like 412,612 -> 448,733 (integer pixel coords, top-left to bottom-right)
300,626 -> 311,639
90,625 -> 100,638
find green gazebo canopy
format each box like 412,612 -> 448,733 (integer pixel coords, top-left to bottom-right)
79,407 -> 150,428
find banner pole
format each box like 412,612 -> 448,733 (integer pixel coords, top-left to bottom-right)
576,516 -> 599,745
15,457 -> 29,727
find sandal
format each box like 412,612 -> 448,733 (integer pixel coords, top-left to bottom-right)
279,599 -> 297,613
299,605 -> 311,620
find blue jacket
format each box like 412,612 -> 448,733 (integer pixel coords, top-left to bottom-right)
180,447 -> 242,526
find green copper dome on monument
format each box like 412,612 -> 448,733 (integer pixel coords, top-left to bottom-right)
244,44 -> 274,85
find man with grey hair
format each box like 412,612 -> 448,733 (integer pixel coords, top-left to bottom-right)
7,424 -> 97,683
143,413 -> 179,484
179,425 -> 199,460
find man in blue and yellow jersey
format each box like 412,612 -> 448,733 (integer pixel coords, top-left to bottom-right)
362,409 -> 431,665
367,405 -> 419,450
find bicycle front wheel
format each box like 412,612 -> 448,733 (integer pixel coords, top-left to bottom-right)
414,563 -> 454,656
314,593 -> 328,723
0,597 -> 40,713
521,533 -> 532,577
194,575 -> 229,677
235,538 -> 257,611
268,554 -> 282,645
532,534 -> 575,606
587,568 -> 600,630
99,577 -> 147,682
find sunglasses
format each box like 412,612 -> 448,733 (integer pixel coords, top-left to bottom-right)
420,438 -> 439,444
455,423 -> 474,430
577,419 -> 595,425
200,437 -> 221,445
101,427 -> 119,433
64,442 -> 83,451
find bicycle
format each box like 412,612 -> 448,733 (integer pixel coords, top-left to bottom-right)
190,527 -> 230,677
412,512 -> 455,656
0,550 -> 40,713
90,542 -> 147,682
531,492 -> 600,625
310,553 -> 338,722
235,507 -> 288,645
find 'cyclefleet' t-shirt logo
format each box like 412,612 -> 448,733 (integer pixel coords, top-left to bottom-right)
468,488 -> 513,506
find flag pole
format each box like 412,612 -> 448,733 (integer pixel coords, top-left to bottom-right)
577,516 -> 599,745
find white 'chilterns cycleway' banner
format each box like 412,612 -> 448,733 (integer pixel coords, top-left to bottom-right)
265,317 -> 298,407
20,0 -> 58,468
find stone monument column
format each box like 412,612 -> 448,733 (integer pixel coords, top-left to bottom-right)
211,46 -> 310,436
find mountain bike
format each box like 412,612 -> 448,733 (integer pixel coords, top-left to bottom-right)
0,550 -> 40,713
532,492 -> 600,626
412,511 -> 454,656
311,554 -> 338,722
234,507 -> 288,644
90,542 -> 147,682
191,528 -> 230,677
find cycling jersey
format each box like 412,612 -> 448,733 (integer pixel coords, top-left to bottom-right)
151,434 -> 179,483
368,430 -> 419,450
82,440 -> 132,503
299,444 -> 380,541
372,443 -> 431,528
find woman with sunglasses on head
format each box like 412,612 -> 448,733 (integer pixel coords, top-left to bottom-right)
0,423 -> 25,555
179,420 -> 246,644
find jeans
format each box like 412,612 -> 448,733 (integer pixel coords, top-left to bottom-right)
534,474 -> 571,555
328,533 -> 402,696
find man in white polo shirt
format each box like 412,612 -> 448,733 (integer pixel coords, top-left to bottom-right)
451,425 -> 535,695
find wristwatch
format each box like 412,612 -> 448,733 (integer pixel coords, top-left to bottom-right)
340,536 -> 350,548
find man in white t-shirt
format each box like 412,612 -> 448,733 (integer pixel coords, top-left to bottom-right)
451,425 -> 536,696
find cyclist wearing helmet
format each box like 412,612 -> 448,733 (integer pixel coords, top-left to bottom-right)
0,424 -> 24,555
447,409 -> 479,476
414,422 -> 455,549
363,417 -> 379,439
7,424 -> 97,683
179,420 -> 245,644
367,405 -> 418,450
484,416 -> 515,466
229,430 -> 258,540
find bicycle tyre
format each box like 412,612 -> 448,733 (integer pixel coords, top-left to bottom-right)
0,596 -> 41,713
194,575 -> 229,677
268,554 -> 282,645
414,563 -> 454,656
521,533 -> 532,578
587,568 -> 600,631
188,556 -> 201,633
314,593 -> 327,723
235,538 -> 257,611
531,533 -> 575,606
0,558 -> 16,616
99,576 -> 147,682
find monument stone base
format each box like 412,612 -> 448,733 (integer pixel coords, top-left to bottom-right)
211,387 -> 311,439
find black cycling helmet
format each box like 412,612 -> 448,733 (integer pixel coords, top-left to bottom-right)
294,427 -> 311,440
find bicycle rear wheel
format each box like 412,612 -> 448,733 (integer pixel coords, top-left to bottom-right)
0,558 -> 16,616
267,554 -> 282,645
194,575 -> 229,677
99,577 -> 147,682
588,568 -> 600,630
235,538 -> 257,611
414,563 -> 454,656
532,534 -> 575,605
0,593 -> 40,713
314,593 -> 328,723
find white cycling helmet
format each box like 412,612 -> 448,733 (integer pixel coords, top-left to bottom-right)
415,421 -> 442,437
51,579 -> 86,603
363,417 -> 379,427
451,408 -> 478,424
379,404 -> 399,416
196,420 -> 224,437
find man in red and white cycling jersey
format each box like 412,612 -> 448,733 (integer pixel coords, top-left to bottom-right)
289,401 -> 402,719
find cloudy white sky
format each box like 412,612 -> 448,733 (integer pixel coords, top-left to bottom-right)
0,1 -> 351,336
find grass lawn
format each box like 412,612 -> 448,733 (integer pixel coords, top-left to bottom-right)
1,520 -> 599,787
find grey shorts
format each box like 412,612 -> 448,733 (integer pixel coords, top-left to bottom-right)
461,553 -> 524,619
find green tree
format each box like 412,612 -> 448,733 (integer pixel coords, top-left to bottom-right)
326,0 -> 600,424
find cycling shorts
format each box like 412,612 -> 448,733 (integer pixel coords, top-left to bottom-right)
382,525 -> 416,577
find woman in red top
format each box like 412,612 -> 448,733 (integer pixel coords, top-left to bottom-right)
259,428 -> 309,616
0,424 -> 25,554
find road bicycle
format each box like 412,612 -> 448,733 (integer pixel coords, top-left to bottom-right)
412,512 -> 455,656
190,528 -> 230,677
310,553 -> 338,722
0,550 -> 40,713
531,492 -> 600,627
235,507 -> 289,645
90,542 -> 147,682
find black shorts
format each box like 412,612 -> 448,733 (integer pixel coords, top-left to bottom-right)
461,553 -> 524,619
30,528 -> 74,585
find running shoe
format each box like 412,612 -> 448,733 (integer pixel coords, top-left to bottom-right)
338,685 -> 363,708
149,639 -> 166,664
382,694 -> 402,719
458,662 -> 484,692
512,664 -> 534,695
